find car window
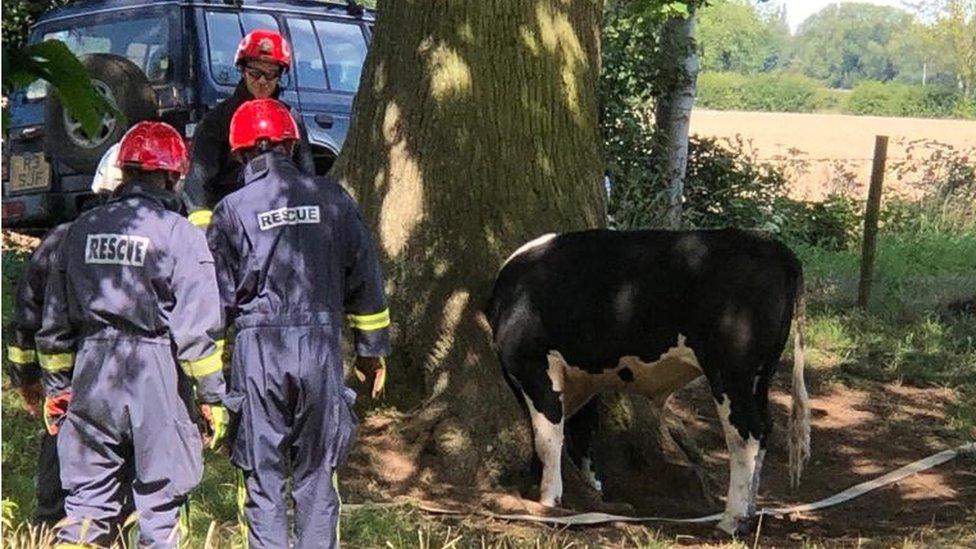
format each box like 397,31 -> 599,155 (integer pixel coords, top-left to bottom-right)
314,20 -> 367,93
287,18 -> 328,91
205,11 -> 244,86
206,11 -> 284,86
242,13 -> 278,35
41,12 -> 171,82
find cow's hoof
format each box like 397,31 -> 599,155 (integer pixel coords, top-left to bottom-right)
539,496 -> 562,508
716,515 -> 754,537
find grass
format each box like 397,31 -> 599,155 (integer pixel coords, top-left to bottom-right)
791,226 -> 976,437
3,218 -> 975,547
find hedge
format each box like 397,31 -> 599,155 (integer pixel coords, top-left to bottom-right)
697,72 -> 973,119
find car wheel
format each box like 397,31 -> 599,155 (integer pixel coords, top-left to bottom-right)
44,53 -> 157,173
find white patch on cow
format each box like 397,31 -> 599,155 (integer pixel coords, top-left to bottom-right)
547,334 -> 703,418
716,395 -> 761,536
523,393 -> 564,507
581,456 -> 602,493
503,233 -> 558,267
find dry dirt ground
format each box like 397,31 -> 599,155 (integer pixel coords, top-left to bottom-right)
689,109 -> 976,202
342,376 -> 976,547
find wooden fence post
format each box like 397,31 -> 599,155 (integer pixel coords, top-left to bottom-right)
858,135 -> 888,310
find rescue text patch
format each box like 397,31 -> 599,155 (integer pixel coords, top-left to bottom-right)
85,234 -> 151,267
257,205 -> 321,231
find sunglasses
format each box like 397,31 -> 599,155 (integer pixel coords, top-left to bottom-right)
244,66 -> 281,82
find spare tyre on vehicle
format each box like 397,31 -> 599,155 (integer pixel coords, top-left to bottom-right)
44,53 -> 157,173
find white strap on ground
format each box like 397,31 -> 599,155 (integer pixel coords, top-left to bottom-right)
483,441 -> 976,526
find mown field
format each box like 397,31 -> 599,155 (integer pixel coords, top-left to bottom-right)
690,109 -> 976,202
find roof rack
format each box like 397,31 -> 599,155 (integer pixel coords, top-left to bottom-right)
219,0 -> 365,16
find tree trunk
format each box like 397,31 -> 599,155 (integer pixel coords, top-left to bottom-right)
652,12 -> 700,230
333,0 -> 607,487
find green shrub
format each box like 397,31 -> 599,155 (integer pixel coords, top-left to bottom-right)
779,194 -> 863,251
847,81 -> 964,118
681,136 -> 789,229
846,80 -> 892,115
954,95 -> 976,119
811,88 -> 848,112
697,71 -> 819,112
739,72 -> 819,112
696,72 -> 749,110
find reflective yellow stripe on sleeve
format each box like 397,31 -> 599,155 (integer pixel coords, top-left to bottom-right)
188,209 -> 213,228
38,352 -> 74,372
347,308 -> 390,331
7,345 -> 37,365
181,340 -> 224,378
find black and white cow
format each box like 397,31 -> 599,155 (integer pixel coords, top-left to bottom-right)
486,228 -> 810,536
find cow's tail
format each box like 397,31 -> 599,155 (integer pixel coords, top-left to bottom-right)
788,273 -> 811,490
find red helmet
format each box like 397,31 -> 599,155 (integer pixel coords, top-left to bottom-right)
229,99 -> 299,153
235,29 -> 291,70
116,121 -> 189,175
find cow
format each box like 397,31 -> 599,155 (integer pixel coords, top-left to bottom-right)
486,228 -> 810,536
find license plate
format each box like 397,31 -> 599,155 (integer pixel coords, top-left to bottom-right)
9,153 -> 51,192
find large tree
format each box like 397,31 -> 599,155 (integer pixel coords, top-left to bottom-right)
333,0 -> 607,488
791,2 -> 914,88
697,0 -> 780,73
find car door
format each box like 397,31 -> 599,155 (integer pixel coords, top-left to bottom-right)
284,15 -> 369,174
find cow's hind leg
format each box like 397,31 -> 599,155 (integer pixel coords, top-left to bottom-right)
514,355 -> 565,508
566,395 -> 601,493
748,364 -> 774,516
713,381 -> 765,536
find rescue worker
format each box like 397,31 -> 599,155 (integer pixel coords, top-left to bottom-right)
4,144 -> 125,527
36,122 -> 228,548
207,99 -> 389,548
184,29 -> 315,228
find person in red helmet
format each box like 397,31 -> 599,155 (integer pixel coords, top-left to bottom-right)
183,29 -> 315,228
207,99 -> 389,548
37,121 -> 227,548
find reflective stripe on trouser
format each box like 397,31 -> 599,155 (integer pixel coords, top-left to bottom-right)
227,317 -> 356,549
56,338 -> 202,547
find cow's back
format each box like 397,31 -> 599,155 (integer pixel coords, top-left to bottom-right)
487,228 -> 802,374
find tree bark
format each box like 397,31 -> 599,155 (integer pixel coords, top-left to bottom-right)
333,0 -> 606,486
652,12 -> 700,230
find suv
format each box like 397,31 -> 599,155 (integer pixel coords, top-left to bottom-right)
3,0 -> 374,228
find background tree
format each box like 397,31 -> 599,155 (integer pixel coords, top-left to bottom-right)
791,3 -> 914,88
697,0 -> 778,73
2,0 -> 72,49
653,2 -> 702,228
913,0 -> 976,97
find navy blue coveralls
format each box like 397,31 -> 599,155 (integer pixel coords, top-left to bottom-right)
36,181 -> 225,547
6,222 -> 72,524
206,151 -> 390,548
